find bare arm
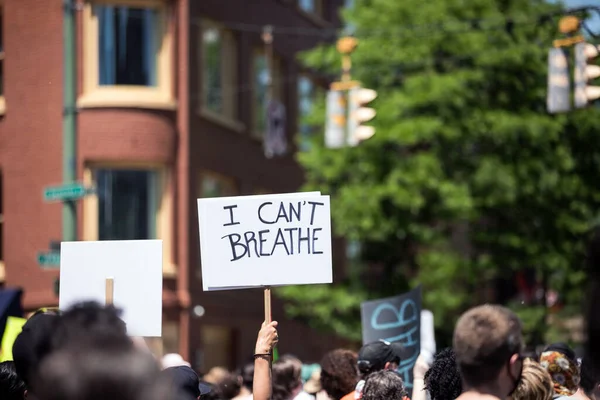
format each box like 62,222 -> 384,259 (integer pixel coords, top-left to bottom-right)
253,321 -> 279,400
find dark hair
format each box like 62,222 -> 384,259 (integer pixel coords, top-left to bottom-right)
362,370 -> 406,400
272,355 -> 302,400
32,346 -> 176,400
12,311 -> 60,388
217,371 -> 242,400
240,362 -> 254,391
453,305 -> 523,387
580,357 -> 599,398
0,361 -> 26,400
424,348 -> 462,400
50,301 -> 131,353
319,349 -> 359,400
201,381 -> 222,400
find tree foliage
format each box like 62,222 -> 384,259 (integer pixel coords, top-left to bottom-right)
277,0 -> 600,346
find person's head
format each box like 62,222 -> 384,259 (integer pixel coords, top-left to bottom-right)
357,340 -> 405,379
510,358 -> 553,400
424,348 -> 462,400
50,301 -> 130,353
361,370 -> 407,400
539,343 -> 580,396
453,305 -> 524,396
240,361 -> 254,392
0,361 -> 26,400
580,357 -> 600,400
272,355 -> 302,400
12,310 -> 60,388
319,349 -> 359,400
163,365 -> 212,400
32,345 -> 182,400
216,371 -> 242,400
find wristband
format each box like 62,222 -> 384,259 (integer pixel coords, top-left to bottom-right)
254,353 -> 271,359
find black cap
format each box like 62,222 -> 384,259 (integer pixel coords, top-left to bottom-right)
164,366 -> 212,399
12,312 -> 59,386
357,340 -> 406,374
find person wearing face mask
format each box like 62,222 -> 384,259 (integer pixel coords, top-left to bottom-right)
453,305 -> 525,400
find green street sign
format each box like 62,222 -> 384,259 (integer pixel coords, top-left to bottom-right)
38,252 -> 60,267
43,183 -> 92,202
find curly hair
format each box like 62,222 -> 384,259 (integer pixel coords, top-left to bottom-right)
424,348 -> 462,400
320,349 -> 359,400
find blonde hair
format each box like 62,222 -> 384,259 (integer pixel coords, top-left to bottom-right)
512,359 -> 554,400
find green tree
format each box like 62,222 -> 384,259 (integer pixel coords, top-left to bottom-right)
278,0 -> 600,346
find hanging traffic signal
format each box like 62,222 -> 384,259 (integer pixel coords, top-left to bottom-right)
547,48 -> 571,113
574,42 -> 600,108
325,90 -> 347,149
347,87 -> 377,146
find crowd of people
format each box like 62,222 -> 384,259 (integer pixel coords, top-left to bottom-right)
0,300 -> 598,400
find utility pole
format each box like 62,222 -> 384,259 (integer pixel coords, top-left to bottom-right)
62,0 -> 77,242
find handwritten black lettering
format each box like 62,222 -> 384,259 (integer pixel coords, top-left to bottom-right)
289,202 -> 301,222
223,205 -> 240,226
271,229 -> 290,255
307,201 -> 325,225
258,230 -> 271,256
244,231 -> 259,258
312,228 -> 323,254
284,228 -> 296,255
298,228 -> 310,254
221,233 -> 247,261
258,202 -> 275,224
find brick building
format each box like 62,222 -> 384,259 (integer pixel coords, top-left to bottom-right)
0,0 -> 347,371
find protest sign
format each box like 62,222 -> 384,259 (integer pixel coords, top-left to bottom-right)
59,240 -> 163,337
360,286 -> 422,394
198,192 -> 332,291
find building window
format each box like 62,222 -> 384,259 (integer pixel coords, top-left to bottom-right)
97,169 -> 158,240
298,0 -> 323,16
298,75 -> 317,151
252,50 -> 283,139
83,165 -> 175,274
97,5 -> 158,87
79,0 -> 174,109
201,20 -> 238,121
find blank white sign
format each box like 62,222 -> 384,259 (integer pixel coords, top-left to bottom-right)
198,193 -> 333,290
59,240 -> 163,337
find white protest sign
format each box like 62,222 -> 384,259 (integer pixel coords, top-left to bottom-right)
59,240 -> 163,337
198,193 -> 332,290
198,192 -> 321,290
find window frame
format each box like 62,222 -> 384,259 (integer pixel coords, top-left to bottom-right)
251,48 -> 284,140
296,0 -> 328,26
79,0 -> 175,110
198,19 -> 244,132
83,163 -> 176,277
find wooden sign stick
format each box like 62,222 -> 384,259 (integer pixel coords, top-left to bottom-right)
264,286 -> 272,324
105,277 -> 114,306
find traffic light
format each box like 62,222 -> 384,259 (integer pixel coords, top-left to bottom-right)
574,42 -> 600,109
325,90 -> 346,149
547,48 -> 571,113
347,87 -> 377,146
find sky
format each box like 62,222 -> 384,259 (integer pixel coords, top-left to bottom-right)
562,0 -> 600,34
